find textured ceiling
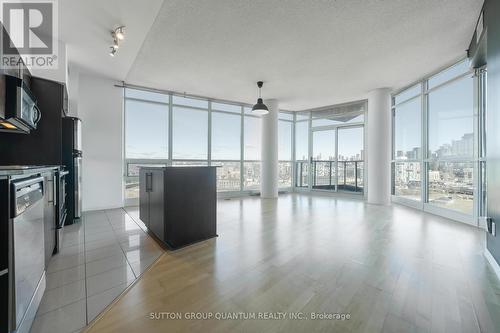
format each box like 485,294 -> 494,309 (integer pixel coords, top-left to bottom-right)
59,0 -> 163,80
60,0 -> 482,110
124,0 -> 482,110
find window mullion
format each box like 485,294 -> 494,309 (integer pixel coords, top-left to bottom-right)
168,93 -> 173,165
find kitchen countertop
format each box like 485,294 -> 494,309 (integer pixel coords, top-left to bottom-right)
139,166 -> 219,169
0,165 -> 60,176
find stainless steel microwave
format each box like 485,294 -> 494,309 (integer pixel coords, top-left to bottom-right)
0,75 -> 41,134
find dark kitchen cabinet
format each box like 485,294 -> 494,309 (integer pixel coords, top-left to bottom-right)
148,169 -> 165,242
0,24 -> 31,81
139,170 -> 149,225
0,77 -> 67,165
139,169 -> 165,241
139,166 -> 217,249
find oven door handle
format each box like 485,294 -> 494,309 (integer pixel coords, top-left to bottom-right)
47,176 -> 56,205
33,104 -> 42,125
12,176 -> 45,192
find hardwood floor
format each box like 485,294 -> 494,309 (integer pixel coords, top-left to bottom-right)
84,194 -> 500,333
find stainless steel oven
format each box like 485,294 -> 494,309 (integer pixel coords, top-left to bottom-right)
59,170 -> 68,223
56,169 -> 68,252
9,176 -> 46,333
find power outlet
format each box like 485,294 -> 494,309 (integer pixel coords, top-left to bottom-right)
486,217 -> 496,236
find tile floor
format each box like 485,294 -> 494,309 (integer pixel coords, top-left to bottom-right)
30,207 -> 164,333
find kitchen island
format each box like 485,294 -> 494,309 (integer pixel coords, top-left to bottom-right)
139,166 -> 217,249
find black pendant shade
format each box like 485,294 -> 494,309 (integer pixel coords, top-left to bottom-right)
251,81 -> 269,115
252,98 -> 269,114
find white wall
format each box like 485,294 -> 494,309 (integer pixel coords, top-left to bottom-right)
67,64 -> 80,116
29,40 -> 68,85
77,72 -> 124,211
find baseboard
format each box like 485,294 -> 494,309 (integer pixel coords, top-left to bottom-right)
484,248 -> 500,281
478,217 -> 488,231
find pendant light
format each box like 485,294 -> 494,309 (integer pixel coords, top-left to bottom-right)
251,81 -> 269,115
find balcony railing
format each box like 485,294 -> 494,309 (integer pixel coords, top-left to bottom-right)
296,160 -> 364,193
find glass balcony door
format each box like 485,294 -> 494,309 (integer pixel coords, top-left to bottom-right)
309,125 -> 365,194
337,126 -> 364,193
311,129 -> 336,191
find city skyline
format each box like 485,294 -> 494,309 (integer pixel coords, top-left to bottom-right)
396,131 -> 474,160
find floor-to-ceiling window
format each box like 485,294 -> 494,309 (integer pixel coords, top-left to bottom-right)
124,89 -> 169,203
293,101 -> 366,194
243,107 -> 262,191
278,112 -> 293,188
427,70 -> 474,215
172,96 -> 208,164
337,126 -> 364,193
294,112 -> 310,188
124,86 -> 366,204
124,88 -> 283,204
211,102 -> 242,191
391,59 -> 485,224
392,84 -> 422,202
311,129 -> 336,190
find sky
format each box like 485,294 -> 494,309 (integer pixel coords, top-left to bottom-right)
395,74 -> 474,156
125,101 -> 265,160
125,58 -> 473,163
126,97 -> 363,162
126,70 -> 473,164
126,99 -> 363,162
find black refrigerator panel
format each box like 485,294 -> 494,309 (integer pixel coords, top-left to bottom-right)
0,76 -> 65,165
62,117 -> 82,224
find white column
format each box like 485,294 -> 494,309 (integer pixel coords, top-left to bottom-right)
367,88 -> 392,205
260,99 -> 279,198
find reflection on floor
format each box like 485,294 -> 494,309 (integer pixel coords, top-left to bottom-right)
85,193 -> 500,333
30,208 -> 163,333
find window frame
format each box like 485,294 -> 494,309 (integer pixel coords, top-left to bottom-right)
123,88 -> 296,205
278,112 -> 294,190
391,58 -> 485,225
292,101 -> 367,196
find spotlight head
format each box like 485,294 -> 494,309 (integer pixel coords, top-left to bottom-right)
109,47 -> 116,57
115,26 -> 125,40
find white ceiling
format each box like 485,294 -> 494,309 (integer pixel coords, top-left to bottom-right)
59,0 -> 163,80
61,0 -> 483,110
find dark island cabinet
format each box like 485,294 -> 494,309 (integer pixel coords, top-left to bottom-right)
139,166 -> 217,249
139,170 -> 150,225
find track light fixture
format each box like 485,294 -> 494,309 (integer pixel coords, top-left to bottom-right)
251,81 -> 269,115
115,26 -> 125,40
109,26 -> 125,57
